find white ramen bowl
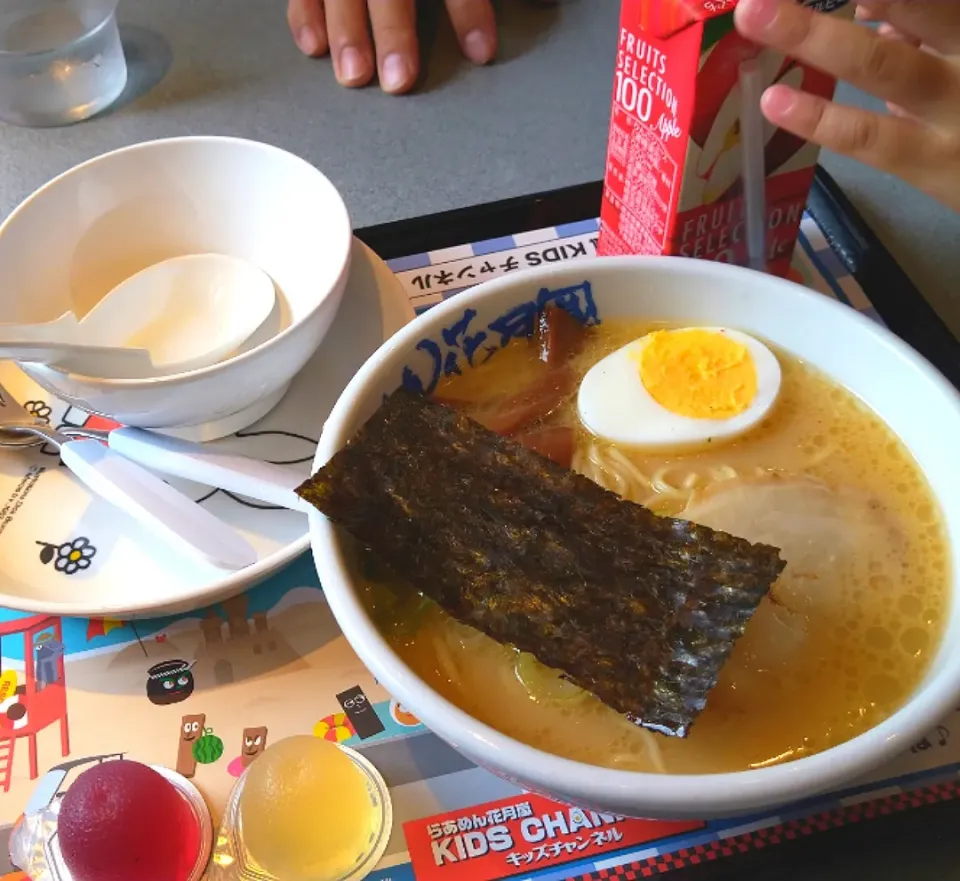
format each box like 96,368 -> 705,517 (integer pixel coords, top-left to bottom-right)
0,136 -> 352,439
308,257 -> 960,819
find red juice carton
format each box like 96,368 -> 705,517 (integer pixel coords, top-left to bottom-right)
598,0 -> 853,276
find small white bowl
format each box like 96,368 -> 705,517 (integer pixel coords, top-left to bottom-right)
0,137 -> 352,439
308,256 -> 960,819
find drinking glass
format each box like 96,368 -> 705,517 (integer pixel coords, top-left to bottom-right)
0,0 -> 127,127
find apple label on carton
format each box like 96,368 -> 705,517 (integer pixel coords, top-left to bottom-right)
599,0 -> 853,276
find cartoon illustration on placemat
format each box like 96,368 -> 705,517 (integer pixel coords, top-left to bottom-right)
35,537 -> 97,576
193,726 -> 225,767
0,560 -> 378,828
313,712 -> 355,743
0,616 -> 69,792
389,699 -> 420,728
86,618 -> 124,641
197,594 -> 307,687
145,660 -> 195,706
34,636 -> 64,689
0,671 -> 18,703
177,714 -> 205,779
242,727 -> 267,768
226,726 -> 268,777
0,687 -> 27,733
336,686 -> 385,741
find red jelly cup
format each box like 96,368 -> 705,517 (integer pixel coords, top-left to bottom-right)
57,760 -> 211,881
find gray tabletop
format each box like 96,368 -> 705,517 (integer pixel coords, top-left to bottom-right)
1,0 -> 958,338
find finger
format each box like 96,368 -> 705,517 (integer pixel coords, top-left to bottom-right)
288,0 -> 329,56
366,0 -> 419,94
857,0 -> 960,56
735,0 -> 959,119
326,0 -> 376,87
877,21 -> 920,48
761,84 -> 945,195
444,0 -> 498,65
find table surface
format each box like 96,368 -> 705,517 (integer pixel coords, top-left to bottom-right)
0,1 -> 958,340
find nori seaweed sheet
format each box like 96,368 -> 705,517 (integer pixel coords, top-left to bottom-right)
298,389 -> 786,737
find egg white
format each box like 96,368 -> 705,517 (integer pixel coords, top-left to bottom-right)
577,328 -> 782,449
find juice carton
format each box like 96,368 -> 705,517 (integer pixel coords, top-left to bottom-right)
598,0 -> 853,276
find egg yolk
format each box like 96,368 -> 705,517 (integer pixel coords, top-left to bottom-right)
636,329 -> 757,419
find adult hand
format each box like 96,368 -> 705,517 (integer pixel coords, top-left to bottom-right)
734,0 -> 960,212
288,0 -> 498,95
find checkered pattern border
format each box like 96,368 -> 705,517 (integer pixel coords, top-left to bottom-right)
386,214 -> 883,324
571,780 -> 960,881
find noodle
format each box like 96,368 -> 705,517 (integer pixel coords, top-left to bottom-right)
577,442 -> 717,510
650,465 -> 681,497
712,465 -> 739,481
575,438 -> 835,515
610,731 -> 668,774
435,639 -> 461,687
604,446 -> 653,492
639,731 -> 667,773
574,442 -> 657,503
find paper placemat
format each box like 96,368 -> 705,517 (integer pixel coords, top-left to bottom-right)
0,215 -> 955,881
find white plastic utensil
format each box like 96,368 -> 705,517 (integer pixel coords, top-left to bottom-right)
0,385 -> 259,571
0,302 -> 151,374
59,440 -> 260,571
0,253 -> 277,378
66,426 -> 312,513
0,311 -> 82,342
0,341 -> 156,376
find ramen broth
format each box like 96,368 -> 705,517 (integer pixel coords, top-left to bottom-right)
362,319 -> 949,774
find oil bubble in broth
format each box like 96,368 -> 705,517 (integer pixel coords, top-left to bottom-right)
363,319 -> 949,774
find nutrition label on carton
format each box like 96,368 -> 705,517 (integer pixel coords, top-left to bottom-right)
599,18 -> 698,259
624,117 -> 677,248
603,94 -> 681,257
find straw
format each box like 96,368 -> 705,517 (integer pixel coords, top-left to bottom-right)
739,58 -> 767,273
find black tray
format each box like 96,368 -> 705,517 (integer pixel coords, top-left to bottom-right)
356,167 -> 960,881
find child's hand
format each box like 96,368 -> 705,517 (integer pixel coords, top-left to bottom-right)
735,0 -> 960,211
287,0 -> 498,95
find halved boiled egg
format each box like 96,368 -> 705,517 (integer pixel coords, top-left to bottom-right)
577,327 -> 781,449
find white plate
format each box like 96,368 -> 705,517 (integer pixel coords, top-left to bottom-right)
0,241 -> 414,618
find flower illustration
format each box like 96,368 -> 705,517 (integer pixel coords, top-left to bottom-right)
37,537 -> 97,575
24,401 -> 52,424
